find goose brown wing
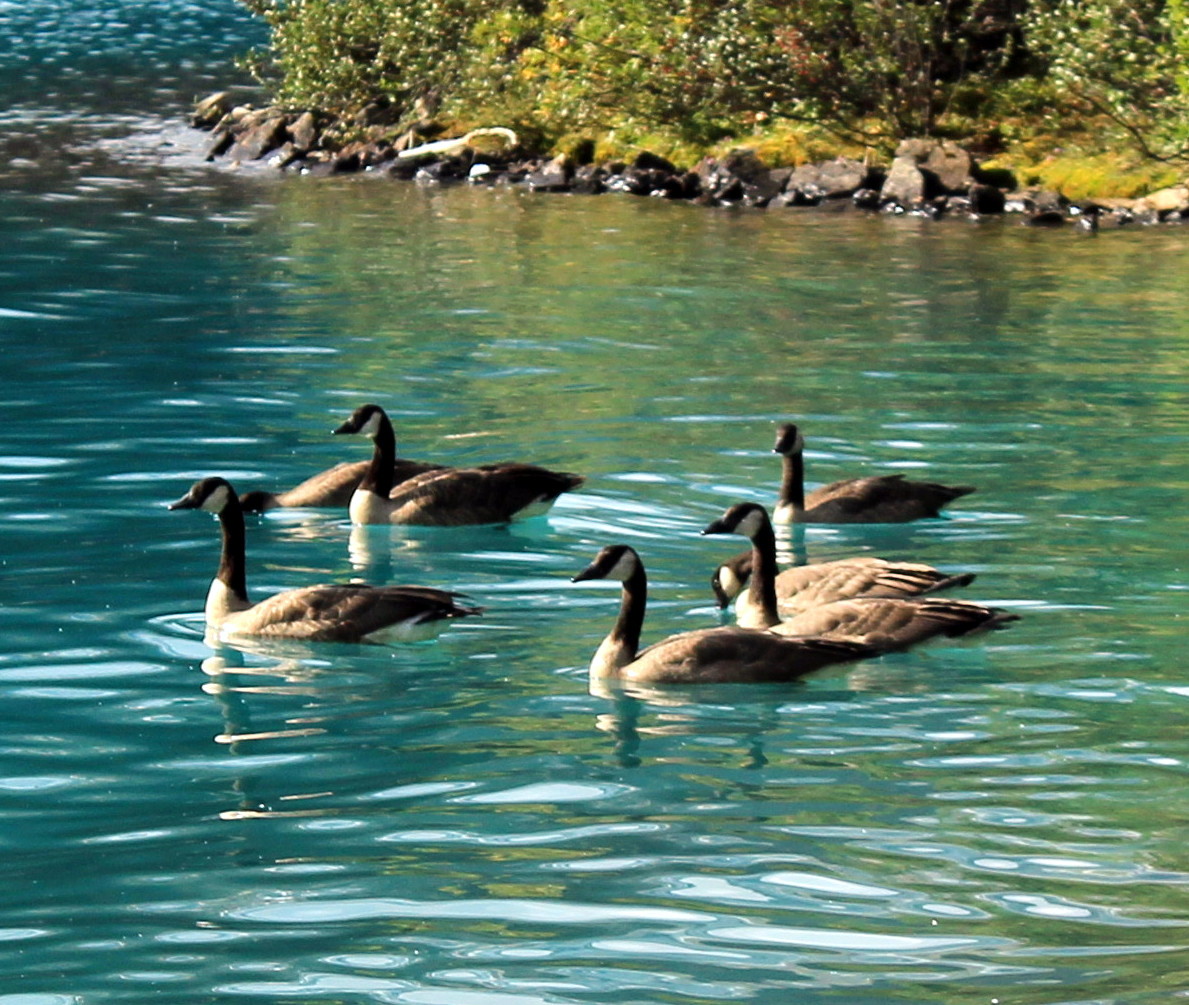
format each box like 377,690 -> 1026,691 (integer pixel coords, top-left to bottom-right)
627,627 -> 877,684
806,475 -> 974,522
905,598 -> 1019,638
806,475 -> 910,517
776,559 -> 974,612
775,558 -> 887,610
277,460 -> 370,508
391,458 -> 448,486
230,584 -> 481,641
778,597 -> 1015,650
779,597 -> 923,645
387,464 -> 584,525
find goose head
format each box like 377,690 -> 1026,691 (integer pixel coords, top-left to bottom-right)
571,544 -> 641,585
169,476 -> 237,514
772,422 -> 804,457
710,552 -> 751,609
333,403 -> 387,439
701,501 -> 771,541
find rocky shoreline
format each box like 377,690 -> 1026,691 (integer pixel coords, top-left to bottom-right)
193,92 -> 1189,230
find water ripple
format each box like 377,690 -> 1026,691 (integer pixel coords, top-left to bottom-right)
231,897 -> 710,927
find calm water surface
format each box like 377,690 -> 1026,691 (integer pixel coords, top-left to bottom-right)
2,3 -> 1188,1003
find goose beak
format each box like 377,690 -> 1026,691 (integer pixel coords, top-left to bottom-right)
571,563 -> 601,583
168,492 -> 199,511
332,419 -> 354,435
701,518 -> 728,536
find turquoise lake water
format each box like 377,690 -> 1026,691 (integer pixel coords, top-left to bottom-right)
2,3 -> 1188,1003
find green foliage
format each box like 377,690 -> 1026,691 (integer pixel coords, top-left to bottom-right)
238,0 -> 500,119
235,0 -> 1189,165
500,1 -> 1026,147
1022,152 -> 1181,197
1021,0 -> 1189,159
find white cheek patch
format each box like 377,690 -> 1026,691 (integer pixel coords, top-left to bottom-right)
718,566 -> 743,599
360,411 -> 382,437
202,484 -> 231,513
791,431 -> 805,452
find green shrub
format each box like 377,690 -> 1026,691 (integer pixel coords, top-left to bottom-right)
1020,0 -> 1189,159
238,0 -> 503,120
235,0 -> 1189,165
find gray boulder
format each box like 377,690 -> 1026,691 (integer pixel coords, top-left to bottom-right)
785,156 -> 870,203
880,154 -> 930,207
227,110 -> 288,162
881,139 -> 978,207
288,112 -> 319,154
192,92 -> 233,129
921,140 -> 975,192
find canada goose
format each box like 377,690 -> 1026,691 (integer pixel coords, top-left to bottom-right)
239,458 -> 444,513
703,502 -> 1016,648
333,403 -> 585,526
772,423 -> 975,523
570,544 -> 879,685
711,550 -> 976,620
169,476 -> 482,643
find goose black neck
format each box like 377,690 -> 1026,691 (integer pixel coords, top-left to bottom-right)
613,563 -> 648,659
748,516 -> 782,627
216,494 -> 250,604
360,412 -> 396,497
779,447 -> 805,513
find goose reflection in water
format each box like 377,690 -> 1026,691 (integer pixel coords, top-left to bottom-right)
591,688 -> 782,771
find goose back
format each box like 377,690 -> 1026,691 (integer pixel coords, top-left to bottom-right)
627,627 -> 880,685
382,463 -> 585,526
223,582 -> 482,643
774,596 -> 1019,650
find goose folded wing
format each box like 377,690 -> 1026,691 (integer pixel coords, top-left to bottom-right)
776,558 -> 888,605
780,598 -> 917,640
807,475 -> 909,512
388,465 -> 583,524
234,584 -> 477,641
631,627 -> 877,684
911,598 -> 1019,637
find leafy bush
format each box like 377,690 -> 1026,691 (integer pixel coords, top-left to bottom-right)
484,1 -> 1028,146
1021,0 -> 1189,159
235,0 -> 1189,163
238,0 -> 500,118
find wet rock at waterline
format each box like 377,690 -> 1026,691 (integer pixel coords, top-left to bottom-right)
190,93 -> 1189,229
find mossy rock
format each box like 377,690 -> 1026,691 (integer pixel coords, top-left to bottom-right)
1016,154 -> 1181,200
